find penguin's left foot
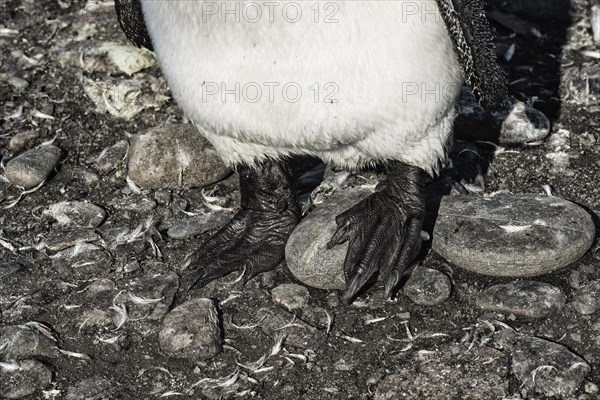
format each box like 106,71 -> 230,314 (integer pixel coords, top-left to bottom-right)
184,161 -> 300,290
328,162 -> 426,302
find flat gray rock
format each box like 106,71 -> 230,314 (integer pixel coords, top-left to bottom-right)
493,330 -> 591,398
4,145 -> 62,189
403,266 -> 452,306
159,298 -> 221,360
285,187 -> 374,290
167,212 -> 230,239
476,281 -> 566,318
128,124 -> 230,189
571,280 -> 600,315
42,201 -> 107,228
1,359 -> 53,399
271,284 -> 310,311
432,194 -> 595,277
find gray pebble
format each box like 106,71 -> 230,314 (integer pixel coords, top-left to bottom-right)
0,325 -> 59,359
8,131 -> 39,151
271,283 -> 310,310
167,211 -> 230,239
495,100 -> 551,144
42,201 -> 107,228
0,359 -> 53,399
286,187 -> 374,290
571,280 -> 600,315
128,124 -> 230,189
0,262 -> 22,279
476,281 -> 566,318
4,145 -> 62,189
433,194 -> 595,277
51,245 -> 113,277
65,378 -> 114,400
94,140 -> 128,173
403,266 -> 452,306
122,272 -> 179,320
258,306 -> 326,349
45,229 -> 101,252
159,298 -> 221,360
493,330 -> 591,397
7,76 -> 29,90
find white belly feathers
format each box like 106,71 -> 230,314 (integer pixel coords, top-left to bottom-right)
141,1 -> 463,173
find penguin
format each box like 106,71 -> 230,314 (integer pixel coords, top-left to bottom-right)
115,0 -> 507,302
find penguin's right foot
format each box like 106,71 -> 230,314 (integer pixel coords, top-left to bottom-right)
184,161 -> 300,290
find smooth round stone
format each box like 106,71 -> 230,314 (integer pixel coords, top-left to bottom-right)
128,124 -> 230,189
476,281 -> 566,318
432,194 -> 595,277
494,330 -> 591,398
285,187 -> 374,290
159,298 -> 221,360
4,145 -> 62,189
167,212 -> 230,239
1,360 -> 53,399
271,283 -> 310,310
403,267 -> 452,306
495,101 -> 551,144
42,201 -> 107,228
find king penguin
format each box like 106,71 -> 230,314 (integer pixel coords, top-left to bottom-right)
115,0 -> 507,301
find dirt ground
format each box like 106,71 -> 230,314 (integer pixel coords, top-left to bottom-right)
1,0 -> 600,399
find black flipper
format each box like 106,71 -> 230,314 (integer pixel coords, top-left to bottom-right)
328,162 -> 426,302
185,161 -> 300,290
435,0 -> 507,110
114,0 -> 153,51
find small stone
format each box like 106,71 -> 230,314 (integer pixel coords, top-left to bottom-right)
0,325 -> 59,359
42,201 -> 107,228
495,100 -> 551,144
0,262 -> 22,279
433,194 -> 595,277
6,76 -> 29,90
94,41 -> 157,75
493,330 -> 591,398
65,378 -> 114,400
271,284 -> 310,311
45,229 -> 100,252
0,359 -> 53,399
585,382 -> 599,394
8,131 -> 40,151
120,273 -> 179,320
4,145 -> 62,189
159,298 -> 221,360
94,140 -> 128,173
477,281 -> 566,318
167,212 -> 230,239
286,187 -> 374,290
51,245 -> 113,277
571,280 -> 600,315
403,267 -> 452,306
128,124 -> 230,189
259,306 -> 326,349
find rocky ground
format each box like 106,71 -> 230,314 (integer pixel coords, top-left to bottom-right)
1,0 -> 600,399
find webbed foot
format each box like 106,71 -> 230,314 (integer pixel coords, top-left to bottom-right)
327,162 -> 426,302
185,161 -> 299,290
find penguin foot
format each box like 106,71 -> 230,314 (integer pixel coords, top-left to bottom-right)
185,161 -> 299,290
328,162 -> 426,302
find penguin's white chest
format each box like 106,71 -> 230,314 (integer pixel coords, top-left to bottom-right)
142,1 -> 463,172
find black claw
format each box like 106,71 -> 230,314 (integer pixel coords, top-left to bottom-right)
330,161 -> 427,301
185,161 -> 299,291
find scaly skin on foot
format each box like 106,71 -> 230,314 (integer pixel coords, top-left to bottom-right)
328,162 -> 426,302
185,161 -> 300,290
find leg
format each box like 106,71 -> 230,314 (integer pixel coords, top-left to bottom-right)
328,161 -> 426,302
185,160 -> 300,290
